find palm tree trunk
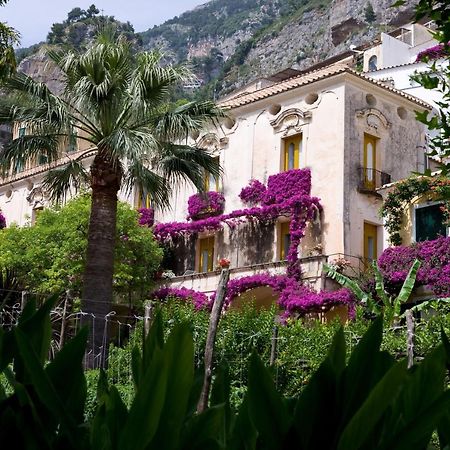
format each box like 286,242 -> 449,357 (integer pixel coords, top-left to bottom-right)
82,154 -> 121,369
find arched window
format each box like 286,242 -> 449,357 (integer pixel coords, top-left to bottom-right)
368,55 -> 378,71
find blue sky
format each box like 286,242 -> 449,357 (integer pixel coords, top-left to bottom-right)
1,0 -> 207,47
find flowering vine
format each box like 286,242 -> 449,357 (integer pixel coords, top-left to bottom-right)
416,43 -> 449,62
239,179 -> 267,205
155,272 -> 356,318
0,212 -> 6,230
378,236 -> 450,298
380,176 -> 450,246
187,191 -> 225,220
137,208 -> 154,227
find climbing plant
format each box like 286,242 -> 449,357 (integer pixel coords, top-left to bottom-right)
380,176 -> 450,246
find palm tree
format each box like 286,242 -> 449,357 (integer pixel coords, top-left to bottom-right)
0,30 -> 224,366
0,0 -> 20,80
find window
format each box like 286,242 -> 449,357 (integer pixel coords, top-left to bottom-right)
415,203 -> 447,242
283,135 -> 301,171
204,156 -> 220,191
363,134 -> 377,190
364,222 -> 378,262
135,188 -> 151,209
32,207 -> 44,224
368,55 -> 378,71
279,221 -> 291,260
18,127 -> 26,138
198,236 -> 215,272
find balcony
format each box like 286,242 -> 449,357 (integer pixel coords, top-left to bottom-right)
357,166 -> 391,195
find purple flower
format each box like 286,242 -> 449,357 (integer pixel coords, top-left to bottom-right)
151,286 -> 211,310
378,236 -> 450,297
0,213 -> 6,229
187,191 -> 225,220
138,208 -> 154,227
416,43 -> 449,62
239,179 -> 267,205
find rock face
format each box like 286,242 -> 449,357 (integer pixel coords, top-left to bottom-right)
18,48 -> 64,94
18,0 -> 418,97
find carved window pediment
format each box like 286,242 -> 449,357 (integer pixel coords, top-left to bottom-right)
270,108 -> 311,135
356,108 -> 391,130
197,133 -> 228,152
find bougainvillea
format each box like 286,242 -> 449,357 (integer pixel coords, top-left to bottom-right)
0,212 -> 6,229
209,272 -> 355,317
416,43 -> 449,62
378,236 -> 450,297
187,191 -> 225,220
239,179 -> 267,205
151,168 -> 351,318
381,176 -> 450,246
262,169 -> 311,205
151,286 -> 211,310
137,208 -> 154,227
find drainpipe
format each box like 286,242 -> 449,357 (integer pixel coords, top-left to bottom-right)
251,110 -> 266,179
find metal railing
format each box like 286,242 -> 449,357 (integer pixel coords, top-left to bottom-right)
357,167 -> 391,192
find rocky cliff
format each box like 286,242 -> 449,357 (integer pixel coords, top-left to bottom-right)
17,0 -> 418,98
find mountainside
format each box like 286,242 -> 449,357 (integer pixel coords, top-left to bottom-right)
17,0 -> 419,99
139,0 -> 418,96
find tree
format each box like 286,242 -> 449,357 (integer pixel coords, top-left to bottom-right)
47,22 -> 65,44
86,4 -> 99,18
0,29 -> 224,365
0,195 -> 163,299
364,2 -> 376,24
0,0 -> 19,80
67,7 -> 86,24
396,0 -> 450,175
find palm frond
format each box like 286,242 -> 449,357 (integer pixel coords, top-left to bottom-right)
151,101 -> 226,142
124,161 -> 170,210
156,143 -> 222,192
42,159 -> 89,204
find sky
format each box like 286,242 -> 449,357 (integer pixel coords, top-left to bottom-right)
1,0 -> 207,47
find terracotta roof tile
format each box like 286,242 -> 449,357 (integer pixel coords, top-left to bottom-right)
218,64 -> 431,110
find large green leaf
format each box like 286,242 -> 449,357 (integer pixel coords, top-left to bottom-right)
337,360 -> 407,450
293,326 -> 346,449
228,396 -> 257,450
45,327 -> 88,423
149,324 -> 195,450
338,317 -> 395,428
324,264 -> 372,304
395,259 -> 421,309
372,261 -> 390,310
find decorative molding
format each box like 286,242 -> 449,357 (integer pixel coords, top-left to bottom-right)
356,108 -> 391,130
26,185 -> 48,209
270,108 -> 312,135
197,133 -> 229,152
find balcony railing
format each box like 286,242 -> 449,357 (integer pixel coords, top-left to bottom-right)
357,167 -> 391,193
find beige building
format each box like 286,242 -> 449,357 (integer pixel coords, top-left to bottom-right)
0,53 -> 433,302
152,64 -> 430,296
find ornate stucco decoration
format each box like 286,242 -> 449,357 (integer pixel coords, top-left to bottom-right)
197,133 -> 228,154
26,185 -> 49,209
356,108 -> 391,130
270,108 -> 312,135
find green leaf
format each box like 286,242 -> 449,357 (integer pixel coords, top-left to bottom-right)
228,396 -> 257,450
180,405 -> 225,450
337,360 -> 408,450
45,327 -> 88,423
149,324 -> 195,450
372,261 -> 390,308
395,259 -> 420,315
294,326 -> 346,449
324,264 -> 373,304
210,361 -> 232,444
247,352 -> 291,449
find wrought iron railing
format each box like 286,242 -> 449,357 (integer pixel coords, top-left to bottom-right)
357,167 -> 391,192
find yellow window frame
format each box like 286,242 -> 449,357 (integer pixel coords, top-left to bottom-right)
198,236 -> 215,272
363,134 -> 377,189
283,135 -> 301,171
279,221 -> 291,260
204,156 -> 220,192
363,222 -> 378,262
135,188 -> 152,209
